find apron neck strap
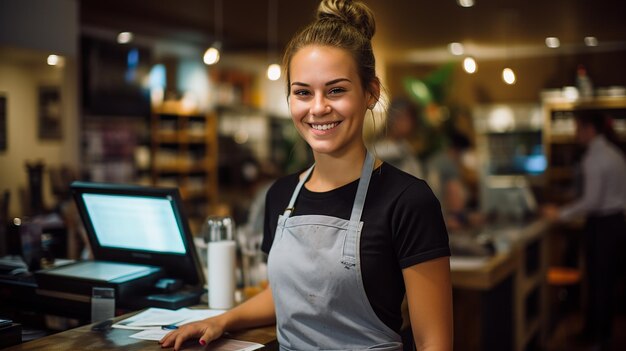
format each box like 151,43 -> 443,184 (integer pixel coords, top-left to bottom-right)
348,151 -> 375,225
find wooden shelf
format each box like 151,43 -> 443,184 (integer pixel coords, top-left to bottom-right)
543,96 -> 626,204
150,109 -> 218,229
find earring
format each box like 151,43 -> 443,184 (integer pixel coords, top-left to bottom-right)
368,103 -> 376,110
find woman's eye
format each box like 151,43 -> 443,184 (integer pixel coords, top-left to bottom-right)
329,87 -> 346,95
293,90 -> 310,96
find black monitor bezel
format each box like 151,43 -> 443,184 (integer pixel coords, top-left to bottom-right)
70,181 -> 205,287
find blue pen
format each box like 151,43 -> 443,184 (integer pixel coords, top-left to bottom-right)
161,325 -> 179,330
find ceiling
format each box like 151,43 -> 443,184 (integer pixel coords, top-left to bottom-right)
80,0 -> 626,62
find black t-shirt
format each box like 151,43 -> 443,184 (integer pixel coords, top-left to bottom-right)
262,162 -> 450,333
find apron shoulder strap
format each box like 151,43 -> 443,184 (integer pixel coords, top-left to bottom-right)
349,151 -> 375,225
283,164 -> 315,217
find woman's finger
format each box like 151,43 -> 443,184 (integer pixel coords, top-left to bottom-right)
199,326 -> 219,347
173,326 -> 199,351
159,330 -> 177,347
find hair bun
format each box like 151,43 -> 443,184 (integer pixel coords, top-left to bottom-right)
317,0 -> 376,40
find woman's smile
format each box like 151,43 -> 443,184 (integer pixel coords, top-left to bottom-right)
308,121 -> 342,134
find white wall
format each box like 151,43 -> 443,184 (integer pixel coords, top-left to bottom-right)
0,0 -> 79,217
0,59 -> 79,217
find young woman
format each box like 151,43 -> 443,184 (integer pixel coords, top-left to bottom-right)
160,1 -> 452,350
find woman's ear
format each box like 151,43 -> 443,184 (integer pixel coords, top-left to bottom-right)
367,79 -> 381,108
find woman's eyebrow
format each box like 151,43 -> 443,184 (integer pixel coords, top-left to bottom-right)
325,78 -> 351,86
291,78 -> 352,87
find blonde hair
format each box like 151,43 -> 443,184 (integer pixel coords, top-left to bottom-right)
283,0 -> 379,98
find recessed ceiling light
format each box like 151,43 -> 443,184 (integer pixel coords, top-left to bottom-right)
47,54 -> 64,67
463,57 -> 477,74
47,55 -> 59,66
267,63 -> 281,81
502,68 -> 516,85
584,36 -> 598,47
117,32 -> 133,44
545,37 -> 560,48
448,42 -> 464,56
457,0 -> 475,8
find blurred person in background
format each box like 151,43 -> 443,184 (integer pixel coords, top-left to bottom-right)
427,129 -> 482,231
372,98 -> 424,179
543,111 -> 626,350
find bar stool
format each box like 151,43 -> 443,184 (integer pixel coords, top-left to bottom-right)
547,266 -> 582,334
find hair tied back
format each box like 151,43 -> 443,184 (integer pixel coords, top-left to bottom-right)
317,0 -> 376,41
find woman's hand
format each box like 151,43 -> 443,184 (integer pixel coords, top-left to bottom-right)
159,286 -> 276,350
159,316 -> 226,351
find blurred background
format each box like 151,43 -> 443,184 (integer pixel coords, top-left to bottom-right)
1,0 -> 625,350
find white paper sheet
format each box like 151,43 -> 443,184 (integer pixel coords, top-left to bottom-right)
113,307 -> 226,330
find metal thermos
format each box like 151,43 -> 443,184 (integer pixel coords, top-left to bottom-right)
203,216 -> 234,243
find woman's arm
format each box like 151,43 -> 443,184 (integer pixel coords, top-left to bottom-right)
402,256 -> 453,351
159,286 -> 276,351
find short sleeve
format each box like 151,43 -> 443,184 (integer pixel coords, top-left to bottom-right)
261,187 -> 276,254
391,181 -> 450,269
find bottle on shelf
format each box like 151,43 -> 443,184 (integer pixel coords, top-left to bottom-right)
576,64 -> 594,98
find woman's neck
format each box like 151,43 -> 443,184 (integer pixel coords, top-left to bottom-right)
304,147 -> 370,192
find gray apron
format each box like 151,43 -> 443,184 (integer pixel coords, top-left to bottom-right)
268,152 -> 403,351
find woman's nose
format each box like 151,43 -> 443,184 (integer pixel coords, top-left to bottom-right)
310,96 -> 330,116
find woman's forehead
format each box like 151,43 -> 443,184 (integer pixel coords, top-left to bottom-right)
290,45 -> 359,81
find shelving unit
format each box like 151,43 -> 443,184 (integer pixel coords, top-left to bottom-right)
513,225 -> 550,351
542,95 -> 626,203
541,95 -> 626,351
449,220 -> 551,351
150,107 -> 218,232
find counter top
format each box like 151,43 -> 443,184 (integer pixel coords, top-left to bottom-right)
4,309 -> 277,351
449,218 -> 550,289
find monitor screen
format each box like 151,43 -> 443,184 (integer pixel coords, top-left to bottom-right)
71,181 -> 204,287
82,194 -> 186,254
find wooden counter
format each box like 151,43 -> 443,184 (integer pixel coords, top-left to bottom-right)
450,219 -> 549,288
450,219 -> 551,351
4,311 -> 277,351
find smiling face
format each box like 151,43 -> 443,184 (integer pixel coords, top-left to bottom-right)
288,45 -> 377,158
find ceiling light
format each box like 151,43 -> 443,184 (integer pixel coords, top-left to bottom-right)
457,0 -> 475,7
267,63 -> 281,81
448,42 -> 464,56
545,37 -> 560,48
584,36 -> 598,47
117,32 -> 133,44
502,68 -> 516,85
463,57 -> 477,74
266,0 -> 280,81
46,54 -> 64,67
204,0 -> 223,66
47,55 -> 59,66
203,42 -> 221,65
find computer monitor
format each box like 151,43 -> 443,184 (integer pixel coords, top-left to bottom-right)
480,175 -> 538,220
70,181 -> 205,287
